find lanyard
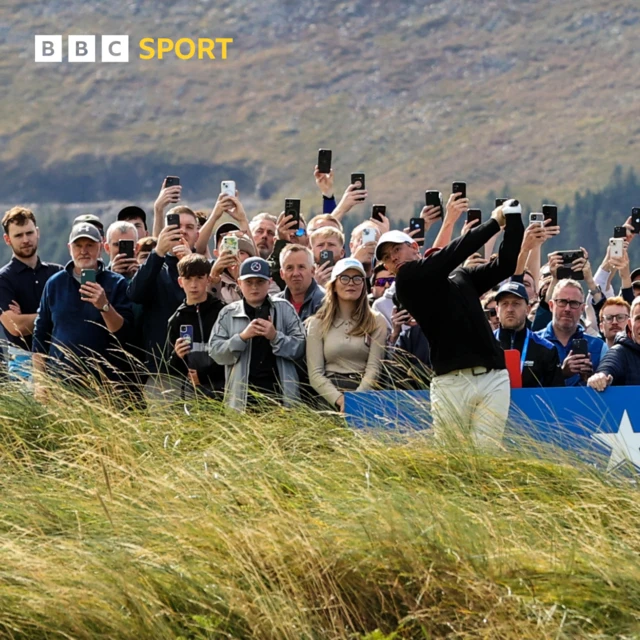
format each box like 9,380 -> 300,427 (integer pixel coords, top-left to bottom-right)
520,329 -> 531,372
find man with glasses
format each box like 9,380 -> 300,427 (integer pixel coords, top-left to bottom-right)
375,200 -> 524,450
494,281 -> 563,387
536,279 -> 608,386
598,297 -> 631,348
588,297 -> 640,390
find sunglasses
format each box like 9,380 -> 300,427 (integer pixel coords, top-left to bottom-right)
374,277 -> 395,287
484,308 -> 497,318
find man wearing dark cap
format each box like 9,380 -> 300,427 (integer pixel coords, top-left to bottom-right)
494,281 -> 563,387
32,223 -> 133,395
376,200 -> 524,450
209,257 -> 305,411
117,206 -> 148,240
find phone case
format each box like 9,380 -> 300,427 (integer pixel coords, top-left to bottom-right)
609,237 -> 624,258
165,176 -> 180,187
221,236 -> 239,254
221,181 -> 235,197
317,149 -> 332,174
452,182 -> 466,199
351,173 -> 365,189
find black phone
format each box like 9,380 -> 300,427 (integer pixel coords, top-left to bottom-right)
452,181 -> 466,199
467,209 -> 482,225
614,226 -> 627,239
351,172 -> 365,190
571,338 -> 589,357
284,199 -> 301,228
495,198 -> 508,208
542,204 -> 558,227
256,305 -> 271,321
557,249 -> 585,280
166,213 -> 180,228
371,205 -> 386,222
80,269 -> 96,285
118,239 -> 135,259
425,190 -> 442,217
319,250 -> 334,267
317,149 -> 332,174
409,217 -> 425,240
631,208 -> 640,234
164,176 -> 180,188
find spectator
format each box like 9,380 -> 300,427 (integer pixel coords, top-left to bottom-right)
384,304 -> 432,390
370,264 -> 394,302
306,258 -> 388,412
494,281 -> 563,387
249,213 -> 278,260
270,212 -> 309,289
32,223 -> 133,396
331,183 -> 368,221
307,213 -> 343,235
598,297 -> 631,348
274,244 -> 325,321
482,292 -> 500,331
117,205 -> 148,240
536,279 -> 608,386
210,232 -> 262,305
377,200 -> 524,450
127,206 -> 198,374
167,254 -> 225,399
136,237 -> 157,264
209,257 -> 306,411
588,297 -> 640,389
0,207 -> 63,380
309,226 -> 346,288
104,221 -> 139,280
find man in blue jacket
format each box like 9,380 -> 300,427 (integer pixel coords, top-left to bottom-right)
588,297 -> 640,390
127,206 -> 199,374
536,279 -> 608,386
32,223 -> 133,396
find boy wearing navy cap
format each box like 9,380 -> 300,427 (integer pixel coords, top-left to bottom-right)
209,257 -> 306,411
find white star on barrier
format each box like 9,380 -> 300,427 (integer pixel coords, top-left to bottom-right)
592,410 -> 640,472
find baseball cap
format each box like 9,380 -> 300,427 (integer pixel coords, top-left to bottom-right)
73,214 -> 104,236
375,230 -> 416,261
630,267 -> 640,284
69,223 -> 102,244
238,257 -> 270,281
214,222 -> 241,248
330,258 -> 367,283
117,206 -> 147,228
496,281 -> 529,304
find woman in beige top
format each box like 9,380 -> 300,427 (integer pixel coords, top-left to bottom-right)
306,258 -> 388,412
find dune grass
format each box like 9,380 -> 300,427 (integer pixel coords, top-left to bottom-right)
0,380 -> 639,639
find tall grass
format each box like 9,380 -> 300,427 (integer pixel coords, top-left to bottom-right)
0,379 -> 639,639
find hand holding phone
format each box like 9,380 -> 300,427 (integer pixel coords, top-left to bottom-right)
557,249 -> 585,280
467,209 -> 482,226
319,250 -> 334,267
351,173 -> 366,202
118,239 -> 135,259
409,217 -> 425,240
166,212 -> 180,228
284,199 -> 301,229
609,237 -> 624,259
542,204 -> 558,227
631,208 -> 640,234
221,180 -> 236,197
530,213 -> 544,227
452,181 -> 466,199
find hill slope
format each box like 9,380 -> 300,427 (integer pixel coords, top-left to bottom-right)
3,0 -> 640,215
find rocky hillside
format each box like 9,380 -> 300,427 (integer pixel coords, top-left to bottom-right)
3,0 -> 640,216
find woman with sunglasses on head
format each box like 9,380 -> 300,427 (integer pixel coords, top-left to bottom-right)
306,258 -> 388,412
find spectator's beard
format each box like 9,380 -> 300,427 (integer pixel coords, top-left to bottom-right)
258,246 -> 270,260
501,316 -> 526,332
14,244 -> 37,259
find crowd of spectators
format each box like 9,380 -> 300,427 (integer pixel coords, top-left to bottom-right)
1,163 -> 639,446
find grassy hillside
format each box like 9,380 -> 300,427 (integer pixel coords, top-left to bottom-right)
0,381 -> 639,638
3,0 -> 640,216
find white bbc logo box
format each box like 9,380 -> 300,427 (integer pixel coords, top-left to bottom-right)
34,35 -> 129,62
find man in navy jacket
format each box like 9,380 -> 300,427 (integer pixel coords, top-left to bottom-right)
32,223 -> 133,392
588,297 -> 640,390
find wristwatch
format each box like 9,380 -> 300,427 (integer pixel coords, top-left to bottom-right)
589,285 -> 602,296
101,303 -> 110,313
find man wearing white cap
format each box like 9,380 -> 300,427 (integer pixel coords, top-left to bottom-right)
375,201 -> 524,449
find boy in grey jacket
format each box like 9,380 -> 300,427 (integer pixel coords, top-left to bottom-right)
209,257 -> 306,411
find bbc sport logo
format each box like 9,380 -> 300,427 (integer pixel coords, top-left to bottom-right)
34,35 -> 233,62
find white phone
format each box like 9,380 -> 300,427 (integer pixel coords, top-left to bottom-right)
221,180 -> 236,197
361,228 -> 377,244
529,212 -> 544,227
609,237 -> 624,259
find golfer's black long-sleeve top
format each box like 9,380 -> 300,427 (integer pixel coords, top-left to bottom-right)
396,214 -> 524,376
